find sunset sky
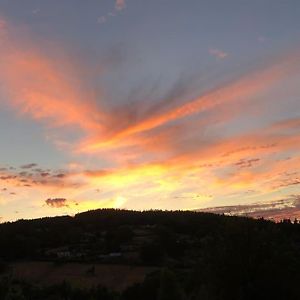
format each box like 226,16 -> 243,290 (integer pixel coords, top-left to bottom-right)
0,0 -> 300,222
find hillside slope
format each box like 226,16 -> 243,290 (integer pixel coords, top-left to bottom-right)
1,209 -> 300,299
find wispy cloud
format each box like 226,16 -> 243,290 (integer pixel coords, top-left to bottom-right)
0,15 -> 300,218
199,195 -> 300,221
20,163 -> 38,169
97,16 -> 107,24
209,48 -> 228,59
0,18 -> 6,30
0,164 -> 82,190
79,52 -> 300,154
0,17 -> 107,139
97,0 -> 126,25
32,8 -> 40,15
115,0 -> 126,11
258,36 -> 266,43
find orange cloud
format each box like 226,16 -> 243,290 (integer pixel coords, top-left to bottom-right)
86,117 -> 300,202
0,18 -> 106,137
0,15 -> 299,218
80,51 -> 300,153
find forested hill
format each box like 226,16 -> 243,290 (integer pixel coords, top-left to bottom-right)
1,209 -> 300,299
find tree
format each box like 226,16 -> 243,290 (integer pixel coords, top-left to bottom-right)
157,269 -> 186,300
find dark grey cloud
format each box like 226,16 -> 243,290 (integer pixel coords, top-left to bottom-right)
40,172 -> 50,177
222,144 -> 277,157
54,173 -> 65,178
277,179 -> 300,188
0,166 -> 79,189
0,175 -> 16,180
45,198 -> 68,208
235,158 -> 260,168
20,163 -> 38,169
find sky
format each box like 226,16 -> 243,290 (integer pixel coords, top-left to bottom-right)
0,0 -> 299,222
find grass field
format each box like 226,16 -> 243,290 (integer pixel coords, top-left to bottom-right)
4,261 -> 157,291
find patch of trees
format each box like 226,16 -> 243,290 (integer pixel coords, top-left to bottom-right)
0,277 -> 118,300
1,210 -> 300,299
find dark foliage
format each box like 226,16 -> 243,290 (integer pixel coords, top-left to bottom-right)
1,209 -> 300,299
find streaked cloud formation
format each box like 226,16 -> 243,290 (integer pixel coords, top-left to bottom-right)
209,48 -> 228,59
0,0 -> 300,222
97,0 -> 126,24
199,195 -> 300,221
0,23 -> 104,135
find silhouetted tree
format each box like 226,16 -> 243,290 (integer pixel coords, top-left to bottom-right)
157,269 -> 186,300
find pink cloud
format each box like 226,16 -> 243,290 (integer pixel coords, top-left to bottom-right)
97,16 -> 107,24
198,195 -> 300,222
115,0 -> 126,11
209,48 -> 228,59
0,18 -> 107,137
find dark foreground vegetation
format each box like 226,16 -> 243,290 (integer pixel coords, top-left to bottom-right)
1,209 -> 300,299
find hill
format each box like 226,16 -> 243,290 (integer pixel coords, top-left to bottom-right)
1,209 -> 300,299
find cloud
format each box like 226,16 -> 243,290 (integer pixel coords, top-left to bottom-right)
97,16 -> 107,24
2,16 -> 299,164
258,36 -> 266,43
198,195 -> 300,221
32,8 -> 40,15
0,165 -> 83,190
234,158 -> 260,168
40,172 -> 50,177
20,163 -> 38,169
0,15 -> 299,218
45,198 -> 68,208
54,173 -> 66,178
209,48 -> 228,59
79,51 -> 300,154
85,169 -> 111,177
97,0 -> 126,25
0,18 -> 6,30
115,0 -> 126,11
275,179 -> 300,189
0,175 -> 16,180
0,18 -> 107,139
